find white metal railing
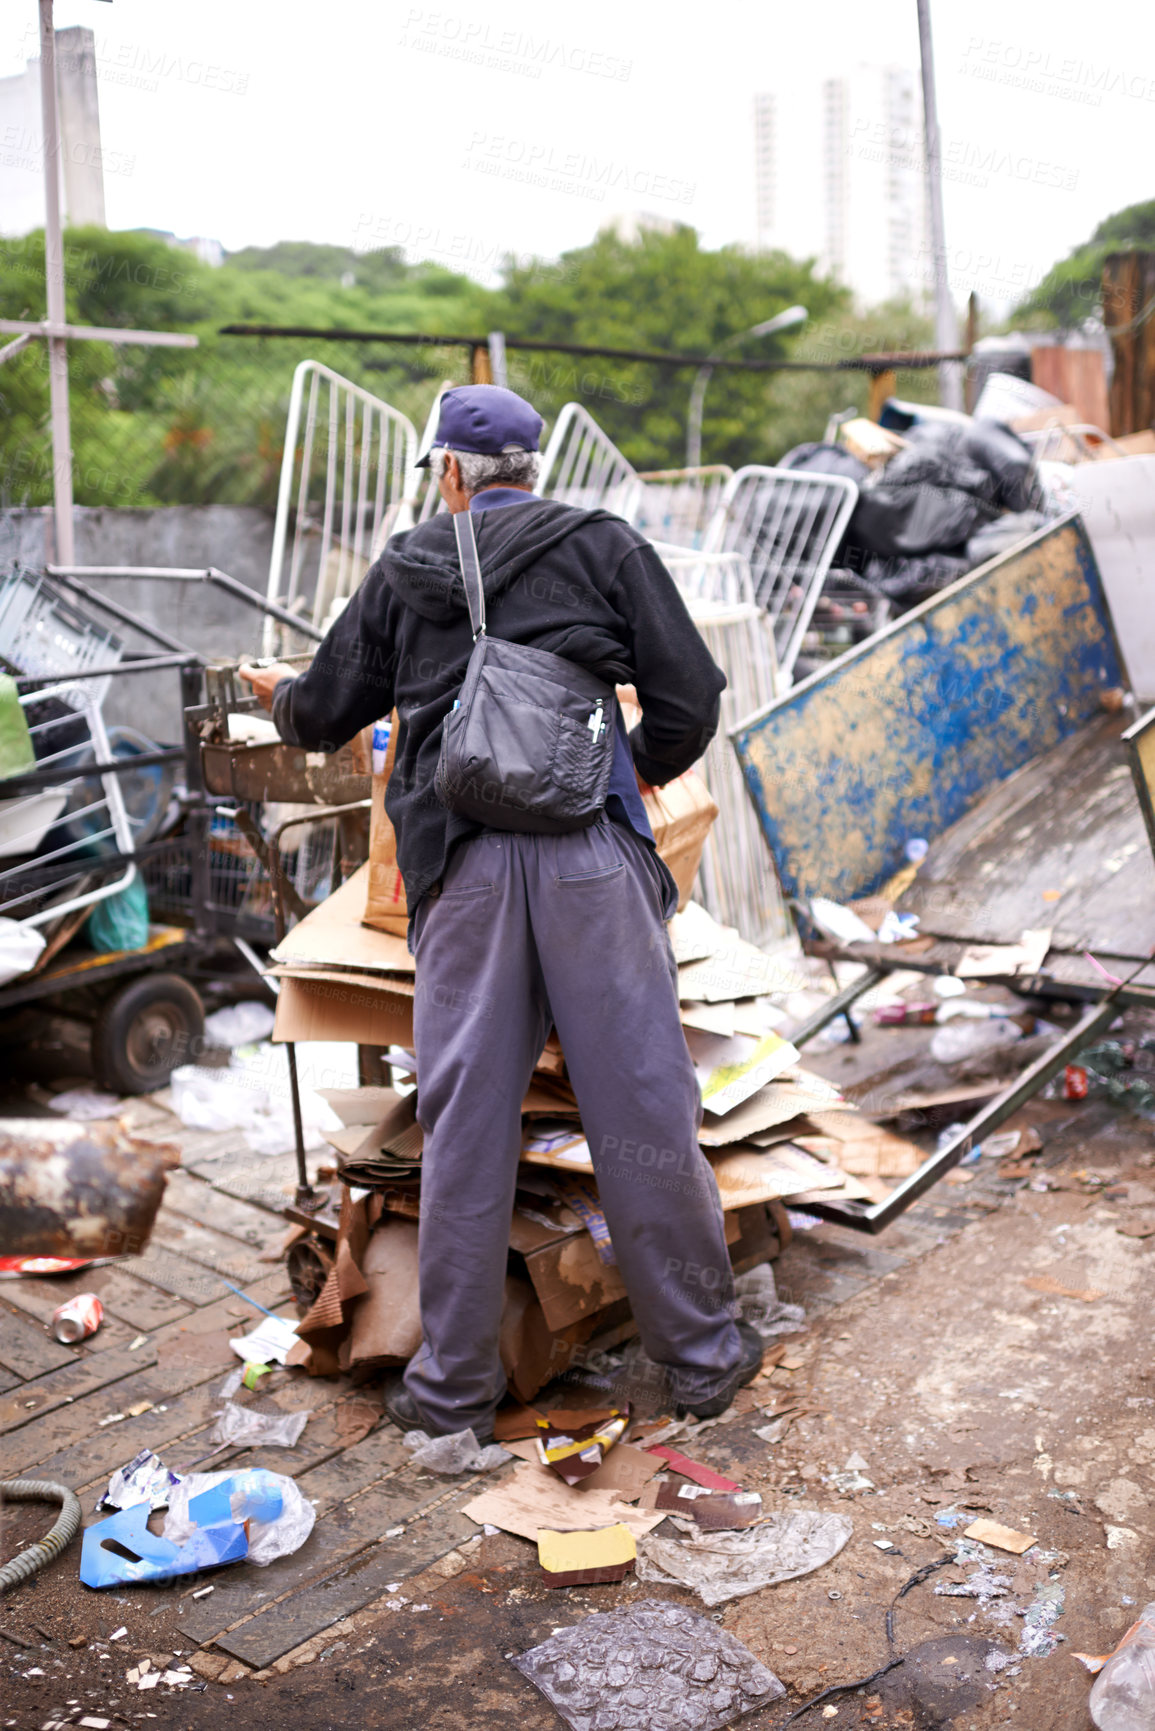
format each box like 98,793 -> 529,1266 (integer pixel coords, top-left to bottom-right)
538,403 -> 642,520
634,467 -> 733,549
653,545 -> 786,941
265,361 -> 420,649
0,683 -> 135,931
701,465 -> 858,681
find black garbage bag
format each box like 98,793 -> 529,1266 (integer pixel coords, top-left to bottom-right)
846,417 -> 1032,558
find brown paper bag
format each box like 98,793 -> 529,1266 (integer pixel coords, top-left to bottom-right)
362,710 -> 409,935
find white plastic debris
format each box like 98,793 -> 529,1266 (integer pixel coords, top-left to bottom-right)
162,1468 -> 315,1565
203,1001 -> 277,1048
733,1264 -> 806,1339
100,1450 -> 183,1513
637,1510 -> 853,1605
46,1087 -> 121,1120
207,1401 -> 308,1450
400,1428 -> 512,1475
229,1313 -> 299,1366
0,917 -> 46,986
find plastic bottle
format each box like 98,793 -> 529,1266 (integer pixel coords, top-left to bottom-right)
1089,1603 -> 1155,1730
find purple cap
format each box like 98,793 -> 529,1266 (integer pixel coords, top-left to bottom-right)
415,384 -> 544,467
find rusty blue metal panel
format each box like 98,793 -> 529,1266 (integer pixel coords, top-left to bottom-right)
731,515 -> 1123,906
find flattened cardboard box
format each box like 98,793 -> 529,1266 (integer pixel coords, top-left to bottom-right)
272,974 -> 414,1047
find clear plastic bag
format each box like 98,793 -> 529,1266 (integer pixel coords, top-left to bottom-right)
1090,1604 -> 1155,1730
207,1401 -> 308,1450
162,1467 -> 315,1566
401,1428 -> 511,1475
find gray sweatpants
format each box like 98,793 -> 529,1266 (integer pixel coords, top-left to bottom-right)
403,814 -> 742,1434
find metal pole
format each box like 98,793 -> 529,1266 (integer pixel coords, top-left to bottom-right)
916,0 -> 963,413
37,0 -> 74,565
686,364 -> 713,470
487,331 -> 508,388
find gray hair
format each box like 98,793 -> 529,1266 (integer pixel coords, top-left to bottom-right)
428,445 -> 541,496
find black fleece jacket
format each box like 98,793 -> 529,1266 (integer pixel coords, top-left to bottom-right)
272,498 -> 726,911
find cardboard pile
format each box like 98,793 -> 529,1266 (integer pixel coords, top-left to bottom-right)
269,710 -> 925,1394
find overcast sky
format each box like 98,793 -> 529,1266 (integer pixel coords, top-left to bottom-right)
6,0 -> 1153,310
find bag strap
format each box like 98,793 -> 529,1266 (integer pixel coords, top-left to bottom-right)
453,510 -> 486,642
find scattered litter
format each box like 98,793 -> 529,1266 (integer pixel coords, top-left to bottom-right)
637,1509 -> 853,1605
51,1292 -> 103,1343
828,1465 -> 874,1495
46,1088 -> 121,1120
191,1584 -> 214,1599
229,1313 -> 299,1365
644,1448 -> 740,1492
930,1019 -> 1023,1065
963,1519 -> 1037,1555
100,1450 -> 183,1513
203,1001 -> 277,1048
400,1428 -> 511,1475
108,1627 -> 127,1641
510,1598 -> 784,1730
1021,1579 -> 1066,1658
982,1128 -> 1043,1160
537,1407 -> 629,1486
162,1469 -> 314,1566
78,1718 -> 110,1728
654,1481 -> 764,1530
733,1263 -> 806,1338
128,1334 -> 148,1351
206,1402 -> 308,1450
873,1539 -> 896,1551
463,1460 -> 667,1544
1022,1275 -> 1102,1304
81,1489 -> 249,1587
538,1524 -> 636,1587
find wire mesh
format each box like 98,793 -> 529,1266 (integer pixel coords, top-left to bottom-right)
0,682 -> 135,930
538,402 -> 642,519
702,465 -> 859,681
634,467 -> 733,549
264,361 -> 420,648
0,569 -> 123,709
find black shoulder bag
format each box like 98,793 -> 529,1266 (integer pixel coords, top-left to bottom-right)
434,508 -> 616,834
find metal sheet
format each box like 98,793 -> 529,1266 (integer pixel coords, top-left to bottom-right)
731,516 -> 1123,905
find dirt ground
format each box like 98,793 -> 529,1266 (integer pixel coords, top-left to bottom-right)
3,1077 -> 1151,1731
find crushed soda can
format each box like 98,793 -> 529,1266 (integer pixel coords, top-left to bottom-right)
1064,1064 -> 1089,1101
52,1291 -> 103,1343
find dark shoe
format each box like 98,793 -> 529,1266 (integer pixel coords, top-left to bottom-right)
384,1376 -> 495,1446
672,1321 -> 765,1420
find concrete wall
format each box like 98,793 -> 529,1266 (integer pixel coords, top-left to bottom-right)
0,504 -> 276,741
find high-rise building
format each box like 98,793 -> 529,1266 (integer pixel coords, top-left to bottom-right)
753,92 -> 776,252
754,66 -> 928,308
0,26 -> 106,236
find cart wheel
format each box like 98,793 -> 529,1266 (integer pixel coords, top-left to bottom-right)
92,973 -> 205,1095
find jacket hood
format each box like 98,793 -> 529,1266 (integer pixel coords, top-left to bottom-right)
379,499 -> 621,622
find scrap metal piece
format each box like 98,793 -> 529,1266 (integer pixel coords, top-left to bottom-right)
0,1120 -> 178,1258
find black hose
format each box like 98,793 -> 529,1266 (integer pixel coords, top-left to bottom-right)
0,1480 -> 82,1590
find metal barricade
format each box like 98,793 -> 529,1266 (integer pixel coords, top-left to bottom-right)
652,544 -> 786,942
0,569 -> 123,710
0,682 -> 135,929
265,361 -> 420,649
538,403 -> 642,519
701,465 -> 858,682
634,467 -> 733,548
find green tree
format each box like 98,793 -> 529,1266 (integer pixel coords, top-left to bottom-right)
1016,197 -> 1155,328
469,226 -> 850,470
